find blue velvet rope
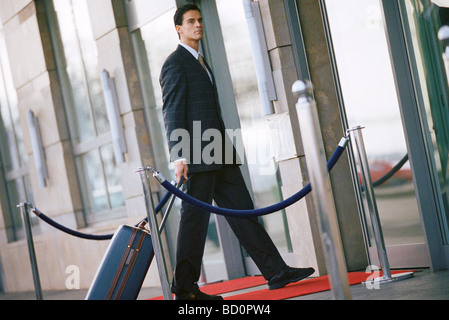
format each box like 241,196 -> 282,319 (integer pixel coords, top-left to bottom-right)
31,187 -> 174,240
31,141 -> 348,238
159,143 -> 346,217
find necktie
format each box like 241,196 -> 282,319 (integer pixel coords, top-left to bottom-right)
198,54 -> 208,72
198,54 -> 212,83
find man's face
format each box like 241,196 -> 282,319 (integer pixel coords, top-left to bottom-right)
176,10 -> 204,43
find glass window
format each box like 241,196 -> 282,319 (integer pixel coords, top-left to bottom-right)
401,0 -> 449,243
215,0 -> 291,253
47,0 -> 125,223
52,0 -> 109,144
0,25 -> 35,241
324,0 -> 425,246
139,7 -> 178,167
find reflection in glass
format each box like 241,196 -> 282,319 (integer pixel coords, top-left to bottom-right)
0,25 -> 34,241
216,0 -> 291,253
325,0 -> 424,246
50,0 -> 125,222
76,149 -> 108,214
402,0 -> 449,244
101,144 -> 125,209
53,0 -> 109,143
5,180 -> 23,238
140,8 -> 179,165
0,27 -> 27,173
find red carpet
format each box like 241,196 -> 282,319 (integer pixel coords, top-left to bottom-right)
225,272 -> 358,300
201,276 -> 266,295
149,270 -> 413,300
225,270 -> 413,300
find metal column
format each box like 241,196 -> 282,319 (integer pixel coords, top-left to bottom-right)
292,80 -> 351,300
348,126 -> 413,285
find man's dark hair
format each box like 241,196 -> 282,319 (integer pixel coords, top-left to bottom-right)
174,4 -> 201,27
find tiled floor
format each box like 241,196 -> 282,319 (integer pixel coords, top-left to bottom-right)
1,268 -> 447,300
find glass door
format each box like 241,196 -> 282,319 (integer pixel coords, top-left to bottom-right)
202,0 -> 292,275
322,0 -> 430,268
212,0 -> 291,253
400,0 -> 449,246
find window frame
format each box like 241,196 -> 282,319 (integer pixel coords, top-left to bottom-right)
44,0 -> 125,224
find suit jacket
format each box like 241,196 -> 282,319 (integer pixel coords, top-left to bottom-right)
160,45 -> 238,173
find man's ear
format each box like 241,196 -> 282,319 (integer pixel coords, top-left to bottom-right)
176,25 -> 182,37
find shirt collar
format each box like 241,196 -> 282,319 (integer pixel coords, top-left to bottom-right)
179,42 -> 200,60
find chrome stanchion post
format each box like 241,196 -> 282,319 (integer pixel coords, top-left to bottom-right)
18,202 -> 43,300
136,167 -> 172,300
347,126 -> 413,284
292,80 -> 351,300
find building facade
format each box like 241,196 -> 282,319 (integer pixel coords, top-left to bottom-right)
0,0 -> 447,294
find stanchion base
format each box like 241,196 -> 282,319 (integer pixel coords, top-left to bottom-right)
363,271 -> 414,286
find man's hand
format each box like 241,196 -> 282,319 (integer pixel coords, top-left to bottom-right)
174,160 -> 188,183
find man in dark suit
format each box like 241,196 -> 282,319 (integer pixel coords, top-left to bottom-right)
160,4 -> 314,300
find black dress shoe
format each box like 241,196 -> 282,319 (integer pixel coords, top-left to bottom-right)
268,267 -> 315,290
175,288 -> 223,300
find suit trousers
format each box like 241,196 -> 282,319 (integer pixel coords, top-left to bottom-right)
171,166 -> 287,295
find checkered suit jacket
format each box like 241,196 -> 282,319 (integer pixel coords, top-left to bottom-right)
160,45 -> 239,173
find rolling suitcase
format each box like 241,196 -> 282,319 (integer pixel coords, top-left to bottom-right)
85,221 -> 154,300
85,176 -> 182,300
